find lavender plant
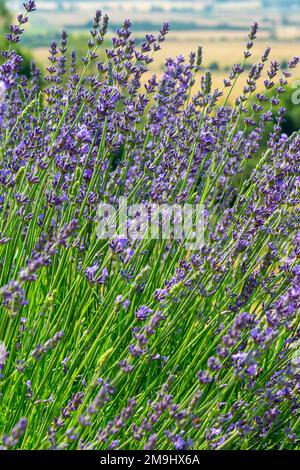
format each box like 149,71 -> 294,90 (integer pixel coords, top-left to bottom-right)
0,2 -> 300,450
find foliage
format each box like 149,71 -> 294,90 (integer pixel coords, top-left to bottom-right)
0,0 -> 35,78
0,2 -> 300,450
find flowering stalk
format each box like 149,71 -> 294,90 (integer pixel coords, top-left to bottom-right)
0,2 -> 300,451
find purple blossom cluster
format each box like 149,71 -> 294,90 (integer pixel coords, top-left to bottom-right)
0,2 -> 300,451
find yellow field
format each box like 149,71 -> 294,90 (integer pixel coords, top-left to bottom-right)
32,33 -> 300,102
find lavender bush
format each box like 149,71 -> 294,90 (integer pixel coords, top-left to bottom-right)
0,2 -> 300,450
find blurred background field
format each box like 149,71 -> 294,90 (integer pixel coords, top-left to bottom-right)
2,1 -> 300,127
3,2 -> 300,86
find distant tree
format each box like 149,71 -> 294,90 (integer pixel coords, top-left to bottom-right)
279,87 -> 300,136
209,61 -> 219,71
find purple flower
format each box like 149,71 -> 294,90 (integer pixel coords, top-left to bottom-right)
2,418 -> 27,449
0,81 -> 6,103
84,263 -> 109,285
135,305 -> 152,321
32,331 -> 64,360
165,431 -> 193,450
108,440 -> 119,449
23,1 -> 36,12
144,433 -> 157,450
197,369 -> 213,384
207,356 -> 221,371
0,281 -> 28,316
